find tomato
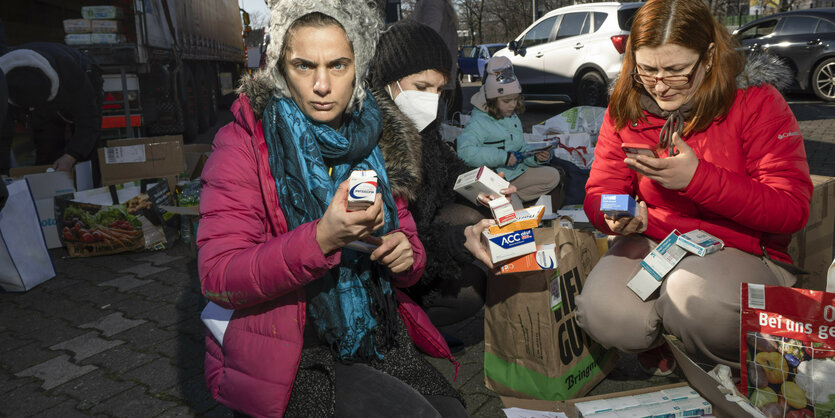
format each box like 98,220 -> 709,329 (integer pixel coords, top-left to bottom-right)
91,230 -> 104,241
63,230 -> 75,241
80,232 -> 95,243
787,409 -> 814,418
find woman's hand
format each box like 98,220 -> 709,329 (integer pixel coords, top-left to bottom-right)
463,219 -> 494,268
603,200 -> 648,235
476,173 -> 518,206
624,133 -> 698,190
316,180 -> 385,254
535,150 -> 551,162
370,232 -> 413,274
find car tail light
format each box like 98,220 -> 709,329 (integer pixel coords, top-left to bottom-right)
611,35 -> 628,54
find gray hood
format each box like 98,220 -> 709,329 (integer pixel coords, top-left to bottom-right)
246,0 -> 384,113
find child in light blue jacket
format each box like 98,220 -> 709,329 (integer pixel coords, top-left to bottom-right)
457,56 -> 561,208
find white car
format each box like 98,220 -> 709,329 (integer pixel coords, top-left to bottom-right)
493,2 -> 643,106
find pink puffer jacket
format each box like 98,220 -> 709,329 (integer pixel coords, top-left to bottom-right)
197,94 -> 457,417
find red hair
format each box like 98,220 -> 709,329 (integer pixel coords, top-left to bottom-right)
608,0 -> 745,135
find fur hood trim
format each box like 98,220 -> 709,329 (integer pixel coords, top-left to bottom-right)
246,0 -> 383,114
0,49 -> 59,103
737,51 -> 793,91
238,78 -> 422,201
371,87 -> 423,201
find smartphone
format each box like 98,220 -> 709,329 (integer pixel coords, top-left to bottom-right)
344,235 -> 383,254
621,142 -> 660,158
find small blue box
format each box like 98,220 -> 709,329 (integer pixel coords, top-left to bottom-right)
600,194 -> 637,218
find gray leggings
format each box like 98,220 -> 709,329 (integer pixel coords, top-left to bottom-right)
575,235 -> 795,367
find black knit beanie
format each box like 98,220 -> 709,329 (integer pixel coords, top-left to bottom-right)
6,68 -> 50,109
370,20 -> 452,89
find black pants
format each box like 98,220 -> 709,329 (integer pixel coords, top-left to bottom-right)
234,363 -> 469,418
422,262 -> 486,327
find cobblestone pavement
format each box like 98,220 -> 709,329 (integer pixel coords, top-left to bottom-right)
1,109 -> 833,417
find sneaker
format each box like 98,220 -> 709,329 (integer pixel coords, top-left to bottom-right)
637,344 -> 677,376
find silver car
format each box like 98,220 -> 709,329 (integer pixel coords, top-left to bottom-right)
493,2 -> 642,106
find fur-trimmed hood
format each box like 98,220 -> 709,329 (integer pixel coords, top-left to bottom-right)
737,51 -> 793,90
238,77 -> 422,201
251,0 -> 383,113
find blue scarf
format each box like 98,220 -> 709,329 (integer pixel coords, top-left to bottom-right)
262,91 -> 399,361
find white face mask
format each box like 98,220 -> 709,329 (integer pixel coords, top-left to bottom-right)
388,81 -> 439,132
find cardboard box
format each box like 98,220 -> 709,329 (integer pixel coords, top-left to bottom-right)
91,19 -> 122,33
63,19 -> 92,34
600,194 -> 636,219
482,228 -> 536,264
676,229 -> 723,257
663,335 -> 754,418
90,33 -> 125,44
347,170 -> 377,211
81,5 -> 124,19
496,245 -> 557,275
65,34 -> 92,45
500,382 -> 690,418
9,163 -> 94,248
488,196 -> 516,227
488,205 -> 545,234
627,230 -> 687,301
55,179 -> 179,257
789,175 -> 835,290
497,228 -> 556,275
99,136 -> 185,192
183,144 -> 212,180
454,166 -> 510,205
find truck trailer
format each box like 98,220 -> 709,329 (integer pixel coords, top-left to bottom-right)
1,0 -> 247,142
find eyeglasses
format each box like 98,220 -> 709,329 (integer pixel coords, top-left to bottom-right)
631,54 -> 703,87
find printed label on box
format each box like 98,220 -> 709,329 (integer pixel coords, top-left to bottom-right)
640,230 -> 687,281
347,170 -> 377,211
104,145 -> 146,164
482,228 -> 537,264
676,229 -> 723,257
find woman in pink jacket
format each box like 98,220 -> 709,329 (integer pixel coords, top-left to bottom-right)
196,0 -> 464,416
576,0 -> 812,375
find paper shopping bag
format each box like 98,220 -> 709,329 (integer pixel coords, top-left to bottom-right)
484,225 -> 618,400
0,179 -> 56,292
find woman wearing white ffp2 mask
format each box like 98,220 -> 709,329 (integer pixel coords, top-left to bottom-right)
370,20 -> 517,341
387,78 -> 440,132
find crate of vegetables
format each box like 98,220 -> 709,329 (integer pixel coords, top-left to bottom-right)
741,283 -> 835,418
55,179 -> 178,257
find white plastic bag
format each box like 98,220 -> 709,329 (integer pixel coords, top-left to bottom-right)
0,179 -> 56,292
532,106 -> 606,144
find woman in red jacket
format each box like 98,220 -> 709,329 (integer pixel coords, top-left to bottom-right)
197,0 -> 465,416
576,0 -> 812,374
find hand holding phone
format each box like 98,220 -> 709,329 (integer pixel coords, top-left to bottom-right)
621,142 -> 660,158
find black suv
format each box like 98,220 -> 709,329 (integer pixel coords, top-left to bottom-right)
733,8 -> 835,101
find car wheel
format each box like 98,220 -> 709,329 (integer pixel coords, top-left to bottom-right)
576,71 -> 607,106
811,58 -> 835,102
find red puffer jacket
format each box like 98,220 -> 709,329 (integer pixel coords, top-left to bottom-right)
197,93 -> 456,417
585,84 -> 812,263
